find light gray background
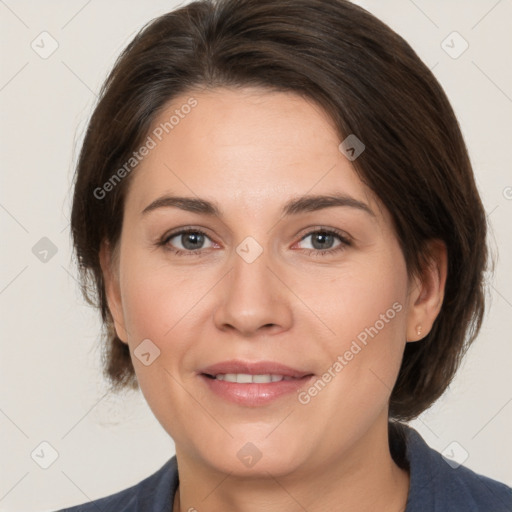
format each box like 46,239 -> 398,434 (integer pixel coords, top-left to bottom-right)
1,1 -> 511,511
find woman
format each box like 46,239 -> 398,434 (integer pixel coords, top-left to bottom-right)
57,0 -> 512,510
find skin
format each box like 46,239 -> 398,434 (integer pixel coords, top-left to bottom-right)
100,86 -> 447,511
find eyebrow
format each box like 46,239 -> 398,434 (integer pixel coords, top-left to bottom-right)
141,193 -> 375,218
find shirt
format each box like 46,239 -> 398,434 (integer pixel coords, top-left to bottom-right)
55,423 -> 512,511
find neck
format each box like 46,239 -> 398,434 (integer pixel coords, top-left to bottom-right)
173,417 -> 409,512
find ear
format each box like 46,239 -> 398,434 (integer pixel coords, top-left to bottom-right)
99,240 -> 128,343
405,239 -> 448,342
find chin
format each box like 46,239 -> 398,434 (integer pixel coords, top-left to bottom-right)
195,435 -> 307,478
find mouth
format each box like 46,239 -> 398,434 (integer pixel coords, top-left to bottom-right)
199,359 -> 313,379
198,360 -> 315,406
202,373 -> 306,383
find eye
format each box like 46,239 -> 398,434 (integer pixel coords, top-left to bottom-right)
160,229 -> 215,255
295,229 -> 351,256
157,227 -> 351,257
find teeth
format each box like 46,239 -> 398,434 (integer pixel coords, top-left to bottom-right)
214,373 -> 296,383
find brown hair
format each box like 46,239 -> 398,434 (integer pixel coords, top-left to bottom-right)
70,0 -> 488,420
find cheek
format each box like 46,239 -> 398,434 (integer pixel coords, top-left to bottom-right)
296,247 -> 409,399
117,250 -> 213,392
116,256 -> 199,435
304,251 -> 408,352
123,281 -> 174,336
119,250 -> 197,343
341,275 -> 407,353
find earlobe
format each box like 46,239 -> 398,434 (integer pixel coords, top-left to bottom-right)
406,240 -> 448,342
99,241 -> 128,343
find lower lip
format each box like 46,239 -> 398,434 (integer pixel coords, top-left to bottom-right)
200,374 -> 314,406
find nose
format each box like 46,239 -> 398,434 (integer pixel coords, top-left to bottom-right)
213,243 -> 293,338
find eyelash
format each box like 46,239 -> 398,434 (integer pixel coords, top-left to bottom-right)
157,227 -> 351,258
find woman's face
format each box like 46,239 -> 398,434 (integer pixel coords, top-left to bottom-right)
104,86 -> 423,476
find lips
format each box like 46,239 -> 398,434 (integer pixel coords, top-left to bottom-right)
198,359 -> 315,406
199,359 -> 314,379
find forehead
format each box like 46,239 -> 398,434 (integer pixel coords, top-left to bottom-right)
124,86 -> 380,219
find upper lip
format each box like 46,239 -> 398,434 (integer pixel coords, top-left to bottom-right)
199,360 -> 314,379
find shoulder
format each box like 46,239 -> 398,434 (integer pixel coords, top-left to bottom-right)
53,456 -> 178,512
394,422 -> 512,512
